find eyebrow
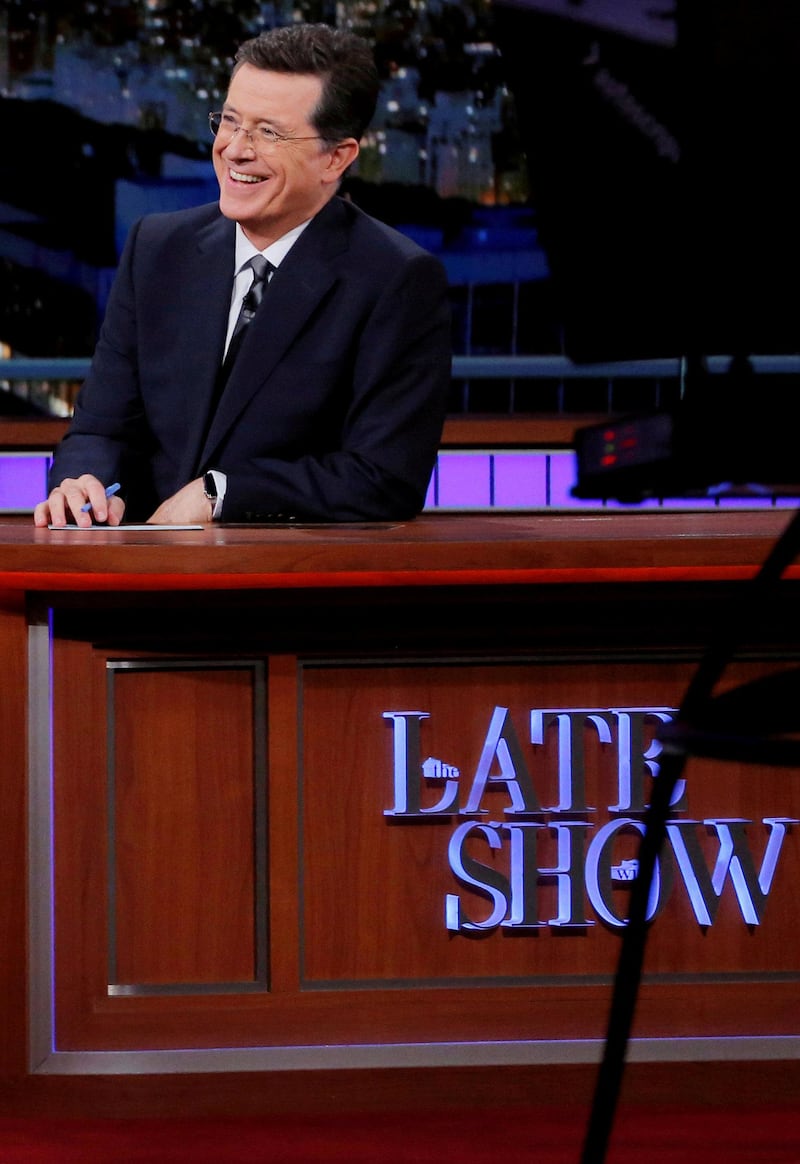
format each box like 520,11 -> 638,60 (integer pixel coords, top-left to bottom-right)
222,102 -> 293,134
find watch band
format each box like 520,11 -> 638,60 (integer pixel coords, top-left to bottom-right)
203,472 -> 218,503
203,470 -> 223,520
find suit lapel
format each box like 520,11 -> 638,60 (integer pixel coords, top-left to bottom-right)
176,213 -> 237,484
196,200 -> 349,469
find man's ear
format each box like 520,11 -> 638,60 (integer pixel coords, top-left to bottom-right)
322,138 -> 360,184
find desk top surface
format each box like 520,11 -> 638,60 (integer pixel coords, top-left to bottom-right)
0,509 -> 797,591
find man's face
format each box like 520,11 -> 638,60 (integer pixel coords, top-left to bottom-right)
213,64 -> 354,248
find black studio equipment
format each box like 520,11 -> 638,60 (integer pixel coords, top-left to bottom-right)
492,0 -> 800,503
490,5 -> 800,1162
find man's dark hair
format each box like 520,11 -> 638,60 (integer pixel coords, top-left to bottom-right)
234,24 -> 379,144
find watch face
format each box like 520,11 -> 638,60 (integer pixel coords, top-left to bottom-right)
203,473 -> 217,501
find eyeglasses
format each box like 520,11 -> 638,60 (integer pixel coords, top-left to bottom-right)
208,112 -> 324,150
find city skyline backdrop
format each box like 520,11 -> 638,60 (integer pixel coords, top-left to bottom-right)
4,2 -> 794,413
2,0 -> 531,203
1,0 -> 554,370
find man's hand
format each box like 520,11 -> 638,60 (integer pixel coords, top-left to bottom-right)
148,478 -> 213,525
33,475 -> 126,528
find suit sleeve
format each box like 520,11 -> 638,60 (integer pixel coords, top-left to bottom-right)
219,249 -> 452,522
46,218 -> 160,517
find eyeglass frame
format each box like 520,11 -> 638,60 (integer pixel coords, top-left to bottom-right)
208,111 -> 328,150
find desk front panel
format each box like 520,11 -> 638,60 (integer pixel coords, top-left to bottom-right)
43,588 -> 800,1057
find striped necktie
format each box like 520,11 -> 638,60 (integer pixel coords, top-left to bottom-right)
222,254 -> 273,374
199,256 -> 274,460
208,254 -> 274,418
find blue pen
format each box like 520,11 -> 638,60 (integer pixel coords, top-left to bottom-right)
81,482 -> 121,513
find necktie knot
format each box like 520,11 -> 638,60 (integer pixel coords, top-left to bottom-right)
240,254 -> 273,320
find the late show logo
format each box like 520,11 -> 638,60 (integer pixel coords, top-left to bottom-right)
383,707 -> 797,933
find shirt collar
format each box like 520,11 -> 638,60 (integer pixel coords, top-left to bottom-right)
234,219 -> 312,276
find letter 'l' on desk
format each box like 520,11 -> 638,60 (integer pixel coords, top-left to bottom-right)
81,482 -> 121,512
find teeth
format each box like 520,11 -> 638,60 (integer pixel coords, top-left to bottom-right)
231,170 -> 265,183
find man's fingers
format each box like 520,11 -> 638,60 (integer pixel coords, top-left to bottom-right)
33,476 -> 119,527
106,496 -> 126,526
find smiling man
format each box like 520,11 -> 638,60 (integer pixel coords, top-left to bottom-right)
35,24 -> 452,527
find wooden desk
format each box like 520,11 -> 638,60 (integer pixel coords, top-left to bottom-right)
1,511 -> 798,1116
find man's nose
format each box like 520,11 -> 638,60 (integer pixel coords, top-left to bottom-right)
224,126 -> 257,154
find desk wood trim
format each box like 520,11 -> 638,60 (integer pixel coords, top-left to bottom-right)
0,511 -> 796,592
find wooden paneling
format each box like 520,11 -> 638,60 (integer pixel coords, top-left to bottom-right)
52,634 -> 110,1040
300,658 -> 800,985
0,419 -> 67,450
265,655 -> 302,994
109,666 -> 260,988
441,413 -> 603,447
53,646 -> 267,1046
1,514 -> 799,1116
49,637 -> 800,1051
0,594 -> 28,1077
0,415 -> 598,451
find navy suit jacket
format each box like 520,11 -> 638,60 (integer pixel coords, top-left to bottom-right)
50,196 -> 452,522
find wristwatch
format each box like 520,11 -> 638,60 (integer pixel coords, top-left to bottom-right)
203,471 -> 218,519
